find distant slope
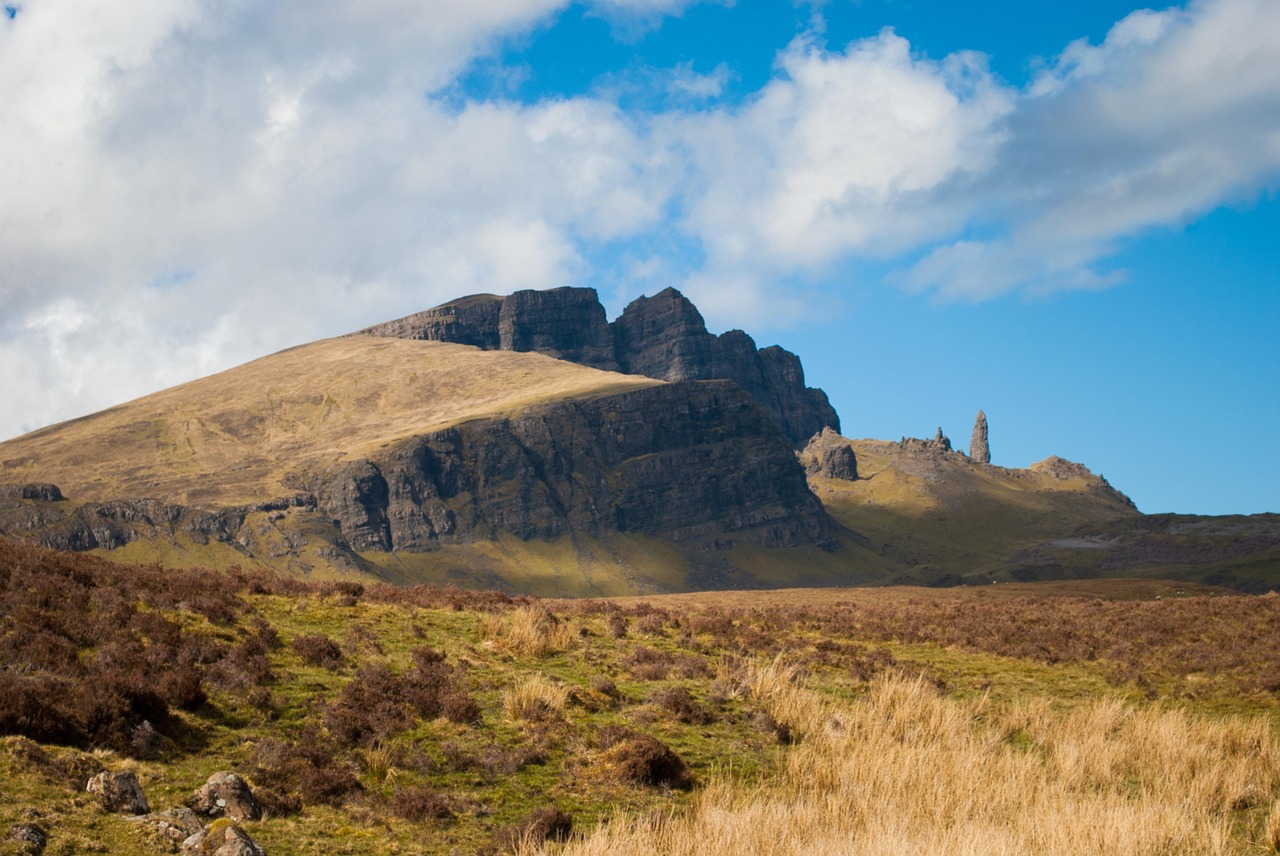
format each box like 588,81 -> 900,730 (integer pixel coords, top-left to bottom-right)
807,434 -> 1280,589
0,337 -> 659,507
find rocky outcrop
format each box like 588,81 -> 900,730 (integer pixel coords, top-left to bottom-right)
898,428 -> 954,456
800,428 -> 858,481
309,381 -> 835,553
87,770 -> 149,815
0,488 -> 317,555
188,772 -> 262,823
355,286 -> 838,446
970,410 -> 990,463
181,819 -> 266,856
613,289 -> 839,446
499,288 -> 618,371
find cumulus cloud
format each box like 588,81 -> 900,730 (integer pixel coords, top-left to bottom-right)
672,29 -> 1013,273
902,0 -> 1280,299
1,0 -> 1278,439
0,0 -> 677,437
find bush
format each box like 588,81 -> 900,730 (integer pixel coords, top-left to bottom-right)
647,686 -> 714,725
487,806 -> 573,853
389,786 -> 453,823
603,733 -> 693,790
293,634 -> 345,670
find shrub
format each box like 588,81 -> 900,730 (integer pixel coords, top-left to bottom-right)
647,686 -> 713,725
293,634 -> 345,670
389,786 -> 453,823
482,606 -> 576,658
488,806 -> 573,853
603,733 -> 694,790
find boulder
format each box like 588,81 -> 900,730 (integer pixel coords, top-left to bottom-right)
87,770 -> 149,815
181,819 -> 265,856
800,428 -> 859,481
5,823 -> 46,855
188,772 -> 262,823
128,807 -> 204,846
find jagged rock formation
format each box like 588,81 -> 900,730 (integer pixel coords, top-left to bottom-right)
897,428 -> 954,456
0,490 -> 312,553
308,381 -> 834,552
799,428 -> 859,481
970,410 -> 990,463
356,286 -> 838,445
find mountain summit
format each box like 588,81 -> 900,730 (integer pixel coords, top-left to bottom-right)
354,286 -> 840,446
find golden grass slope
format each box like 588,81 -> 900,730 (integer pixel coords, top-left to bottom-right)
0,338 -> 660,507
813,438 -> 1139,578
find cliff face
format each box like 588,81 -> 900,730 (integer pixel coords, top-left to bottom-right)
0,380 -> 835,573
310,381 -> 834,553
356,286 -> 839,446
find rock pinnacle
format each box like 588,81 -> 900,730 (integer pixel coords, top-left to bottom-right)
970,410 -> 990,464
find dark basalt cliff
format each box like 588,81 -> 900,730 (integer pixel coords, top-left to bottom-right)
0,381 -> 834,567
356,286 -> 839,446
310,380 -> 833,553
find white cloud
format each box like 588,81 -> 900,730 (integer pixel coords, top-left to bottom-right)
904,0 -> 1280,298
674,30 -> 1013,275
1,0 -> 1278,439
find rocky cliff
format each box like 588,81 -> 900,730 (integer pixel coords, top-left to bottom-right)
308,380 -> 833,554
355,286 -> 839,446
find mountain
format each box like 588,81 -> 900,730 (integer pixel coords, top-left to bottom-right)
1,287 -> 1276,594
0,331 -> 883,595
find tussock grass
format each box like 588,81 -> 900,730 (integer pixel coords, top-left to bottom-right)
482,606 -> 577,658
548,669 -> 1279,856
503,675 -> 570,722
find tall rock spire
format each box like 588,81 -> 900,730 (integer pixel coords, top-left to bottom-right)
970,410 -> 990,464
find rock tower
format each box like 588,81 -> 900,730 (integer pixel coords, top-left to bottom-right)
970,410 -> 990,464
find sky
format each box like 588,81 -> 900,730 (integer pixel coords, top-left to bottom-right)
0,0 -> 1277,516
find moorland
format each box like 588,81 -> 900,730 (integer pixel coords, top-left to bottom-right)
4,536 -> 1280,855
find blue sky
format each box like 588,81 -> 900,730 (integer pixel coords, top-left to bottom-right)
0,0 -> 1276,515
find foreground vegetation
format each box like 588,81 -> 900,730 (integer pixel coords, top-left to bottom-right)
2,536 -> 1280,854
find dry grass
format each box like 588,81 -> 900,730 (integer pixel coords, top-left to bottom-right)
503,675 -> 570,722
544,668 -> 1279,856
482,606 -> 577,658
0,337 -> 659,506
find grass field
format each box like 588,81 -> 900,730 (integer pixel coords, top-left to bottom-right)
3,537 -> 1280,854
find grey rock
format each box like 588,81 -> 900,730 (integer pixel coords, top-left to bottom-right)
181,820 -> 266,856
0,483 -> 64,502
188,772 -> 262,823
5,823 -> 46,855
128,807 -> 203,845
498,287 -> 619,370
800,428 -> 859,481
87,770 -> 149,815
970,410 -> 990,464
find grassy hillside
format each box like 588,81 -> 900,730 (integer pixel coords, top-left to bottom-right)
815,439 -> 1139,581
4,537 -> 1280,854
0,338 -> 659,507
